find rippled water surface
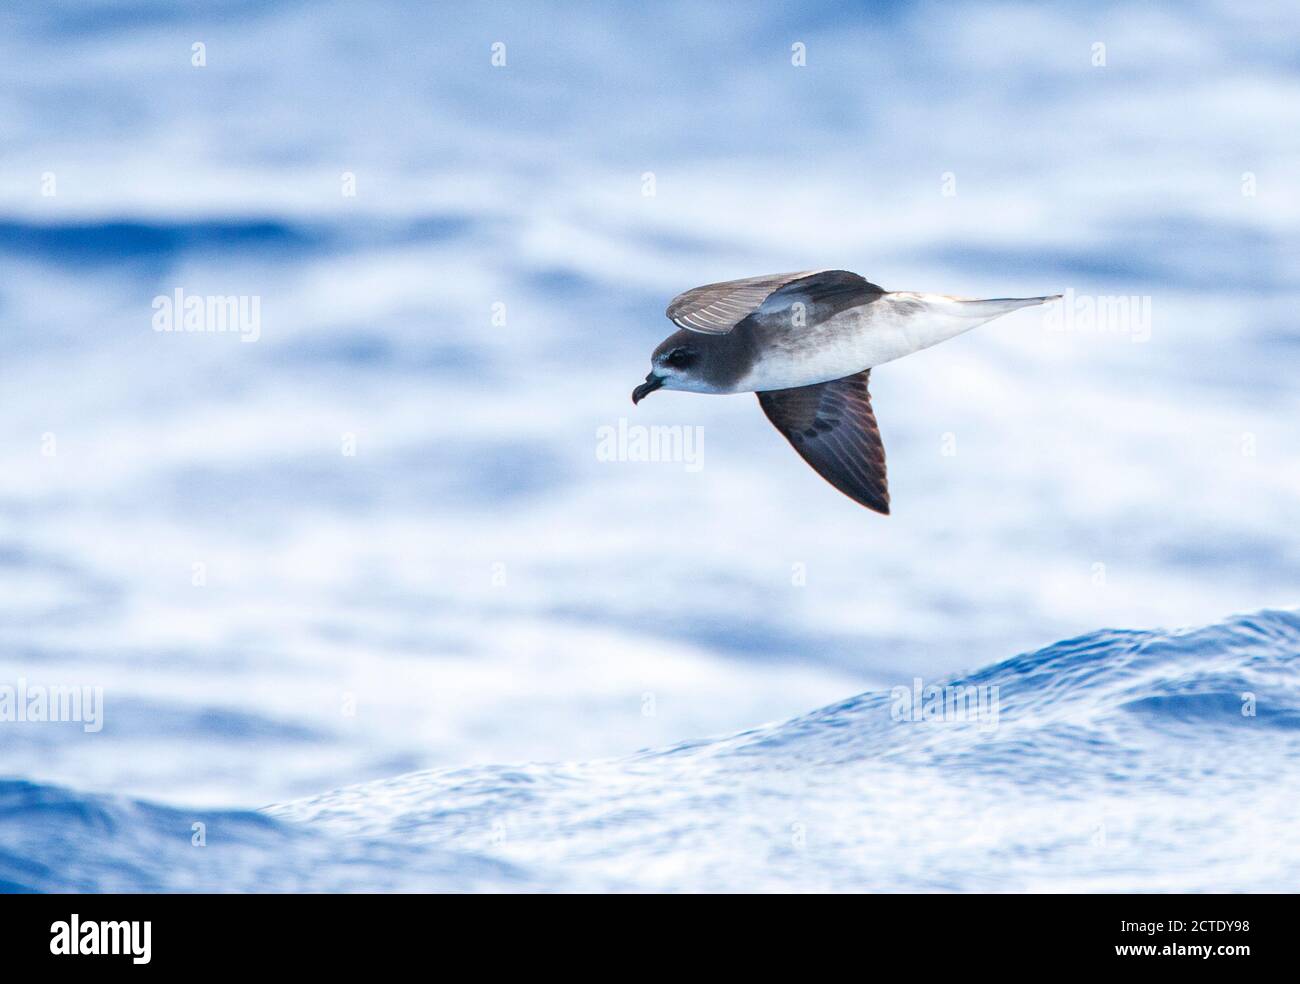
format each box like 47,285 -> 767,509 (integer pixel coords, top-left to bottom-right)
4,610 -> 1298,892
1,1 -> 1297,891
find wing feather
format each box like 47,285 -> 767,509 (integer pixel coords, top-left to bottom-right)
666,269 -> 877,334
756,369 -> 889,514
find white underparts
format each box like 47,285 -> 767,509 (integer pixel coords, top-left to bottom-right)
736,292 -> 1057,392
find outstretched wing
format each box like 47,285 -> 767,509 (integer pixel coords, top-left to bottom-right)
756,369 -> 889,514
666,269 -> 879,335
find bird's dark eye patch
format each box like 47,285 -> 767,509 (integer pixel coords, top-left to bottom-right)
665,347 -> 695,368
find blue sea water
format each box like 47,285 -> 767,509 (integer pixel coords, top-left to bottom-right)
1,1 -> 1298,891
4,609 -> 1299,892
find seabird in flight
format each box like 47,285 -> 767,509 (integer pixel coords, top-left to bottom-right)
632,269 -> 1059,513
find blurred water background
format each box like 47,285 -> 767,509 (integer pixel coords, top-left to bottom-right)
1,0 -> 1297,891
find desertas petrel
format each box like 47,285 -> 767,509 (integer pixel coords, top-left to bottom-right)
633,270 -> 1059,514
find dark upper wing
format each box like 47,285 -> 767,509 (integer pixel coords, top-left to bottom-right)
756,369 -> 889,514
666,269 -> 879,335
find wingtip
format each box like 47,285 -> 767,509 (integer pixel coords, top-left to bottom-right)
854,492 -> 890,515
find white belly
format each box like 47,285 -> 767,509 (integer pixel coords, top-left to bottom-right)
736,292 -> 1043,392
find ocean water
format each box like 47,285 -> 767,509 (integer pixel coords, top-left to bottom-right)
1,0 -> 1298,892
5,609 -> 1299,892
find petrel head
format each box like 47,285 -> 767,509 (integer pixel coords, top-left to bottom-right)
632,336 -> 704,403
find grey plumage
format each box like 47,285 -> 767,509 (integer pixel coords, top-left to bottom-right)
758,369 -> 889,514
666,269 -> 882,335
635,269 -> 1059,513
652,269 -> 886,392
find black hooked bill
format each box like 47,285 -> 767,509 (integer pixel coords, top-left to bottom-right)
631,373 -> 664,404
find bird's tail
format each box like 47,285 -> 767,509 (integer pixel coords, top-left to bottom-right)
886,291 -> 1061,331
874,291 -> 1063,361
942,294 -> 1063,319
